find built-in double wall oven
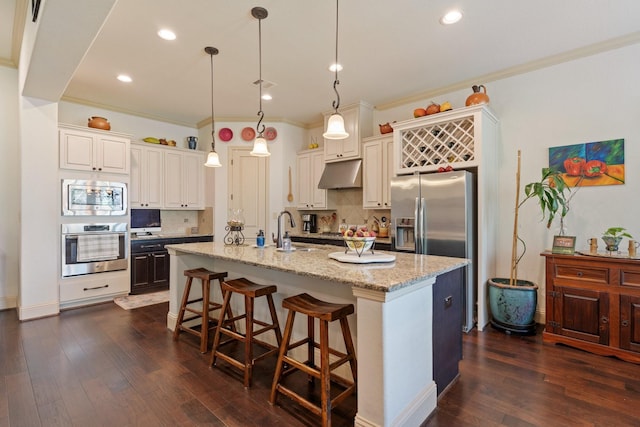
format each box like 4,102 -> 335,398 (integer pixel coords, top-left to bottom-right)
61,223 -> 128,277
61,179 -> 129,277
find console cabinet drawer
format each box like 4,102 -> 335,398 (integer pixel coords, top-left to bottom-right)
554,264 -> 610,285
621,269 -> 640,289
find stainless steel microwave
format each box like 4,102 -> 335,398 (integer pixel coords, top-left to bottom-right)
62,179 -> 127,216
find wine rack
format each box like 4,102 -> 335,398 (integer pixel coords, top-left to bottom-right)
392,105 -> 493,174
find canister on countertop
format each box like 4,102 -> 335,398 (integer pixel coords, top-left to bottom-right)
282,231 -> 292,251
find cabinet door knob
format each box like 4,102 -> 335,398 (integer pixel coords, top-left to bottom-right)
622,320 -> 629,327
601,316 -> 609,324
576,271 -> 583,277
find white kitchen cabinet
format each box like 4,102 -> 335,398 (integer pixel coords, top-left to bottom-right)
59,125 -> 130,174
323,101 -> 373,163
164,150 -> 205,209
392,104 -> 499,330
130,143 -> 163,208
59,270 -> 129,309
362,134 -> 394,209
296,149 -> 330,210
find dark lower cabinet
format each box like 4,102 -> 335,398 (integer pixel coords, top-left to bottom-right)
132,251 -> 169,294
432,267 -> 463,396
130,235 -> 213,295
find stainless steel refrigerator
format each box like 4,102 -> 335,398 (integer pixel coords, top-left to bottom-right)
390,170 -> 476,332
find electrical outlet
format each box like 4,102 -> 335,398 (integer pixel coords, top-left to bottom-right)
184,218 -> 188,223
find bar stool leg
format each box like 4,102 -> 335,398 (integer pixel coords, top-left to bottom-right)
270,310 -> 296,405
173,276 -> 193,341
244,294 -> 254,388
340,317 -> 358,384
199,278 -> 211,353
320,320 -> 331,427
210,289 -> 233,367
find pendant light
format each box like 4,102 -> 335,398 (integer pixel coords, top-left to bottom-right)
250,7 -> 271,157
323,0 -> 349,140
204,46 -> 222,167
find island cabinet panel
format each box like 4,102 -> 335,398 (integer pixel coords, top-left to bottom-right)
542,252 -> 640,363
432,268 -> 463,396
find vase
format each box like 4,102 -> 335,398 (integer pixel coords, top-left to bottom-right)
88,116 -> 111,130
488,278 -> 538,335
465,85 -> 490,106
186,136 -> 198,150
602,236 -> 622,252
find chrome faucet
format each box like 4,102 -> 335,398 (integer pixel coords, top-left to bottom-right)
273,210 -> 296,248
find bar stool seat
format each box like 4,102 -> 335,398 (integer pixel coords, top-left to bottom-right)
269,292 -> 357,427
172,268 -> 229,353
210,277 -> 282,388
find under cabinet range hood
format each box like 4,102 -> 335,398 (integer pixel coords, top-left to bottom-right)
317,159 -> 362,189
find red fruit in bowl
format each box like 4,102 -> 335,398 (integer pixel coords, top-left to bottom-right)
345,229 -> 354,237
356,230 -> 365,237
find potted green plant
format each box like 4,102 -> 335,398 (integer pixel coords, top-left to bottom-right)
602,227 -> 633,252
488,150 -> 571,334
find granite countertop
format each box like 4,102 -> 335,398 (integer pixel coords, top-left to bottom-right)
165,241 -> 468,293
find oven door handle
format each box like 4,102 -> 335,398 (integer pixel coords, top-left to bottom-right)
63,232 -> 126,239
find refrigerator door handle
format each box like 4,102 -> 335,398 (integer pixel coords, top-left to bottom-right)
419,197 -> 427,254
414,197 -> 420,253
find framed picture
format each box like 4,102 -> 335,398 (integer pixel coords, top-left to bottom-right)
552,235 -> 576,255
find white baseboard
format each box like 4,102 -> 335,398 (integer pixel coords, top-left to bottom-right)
18,301 -> 59,320
0,296 -> 17,310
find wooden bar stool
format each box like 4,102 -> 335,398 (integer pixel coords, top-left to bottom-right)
210,277 -> 282,388
172,268 -> 230,353
269,293 -> 357,427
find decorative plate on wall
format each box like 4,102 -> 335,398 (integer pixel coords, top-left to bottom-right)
241,127 -> 256,141
265,127 -> 277,141
219,128 -> 233,142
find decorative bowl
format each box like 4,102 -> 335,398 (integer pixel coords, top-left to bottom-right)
343,236 -> 375,256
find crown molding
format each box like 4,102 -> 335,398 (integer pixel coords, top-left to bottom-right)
376,31 -> 640,111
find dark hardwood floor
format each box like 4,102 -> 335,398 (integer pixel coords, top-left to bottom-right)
2,301 -> 640,426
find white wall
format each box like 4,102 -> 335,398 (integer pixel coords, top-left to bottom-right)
200,121 -> 306,241
0,65 -> 19,309
374,43 -> 640,321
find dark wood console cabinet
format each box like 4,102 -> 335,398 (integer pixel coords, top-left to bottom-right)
542,252 -> 640,363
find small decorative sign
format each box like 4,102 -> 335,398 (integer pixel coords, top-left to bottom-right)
552,235 -> 576,254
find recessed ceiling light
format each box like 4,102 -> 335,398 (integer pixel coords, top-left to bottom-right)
440,10 -> 463,25
329,63 -> 343,72
262,94 -> 272,101
117,74 -> 132,83
157,29 -> 176,40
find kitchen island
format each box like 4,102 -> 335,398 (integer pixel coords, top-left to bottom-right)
166,241 -> 468,427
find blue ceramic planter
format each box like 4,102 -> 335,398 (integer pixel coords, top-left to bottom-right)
488,277 -> 538,335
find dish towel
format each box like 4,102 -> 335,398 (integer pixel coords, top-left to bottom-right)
77,234 -> 120,262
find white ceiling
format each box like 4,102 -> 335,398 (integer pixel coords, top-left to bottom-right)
3,0 -> 640,128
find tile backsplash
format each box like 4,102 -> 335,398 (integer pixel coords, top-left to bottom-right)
160,210 -> 200,234
292,188 -> 390,233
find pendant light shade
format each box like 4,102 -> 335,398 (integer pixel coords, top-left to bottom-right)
323,0 -> 349,140
323,112 -> 348,140
204,46 -> 222,168
205,150 -> 222,167
251,7 -> 271,157
250,135 -> 270,156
